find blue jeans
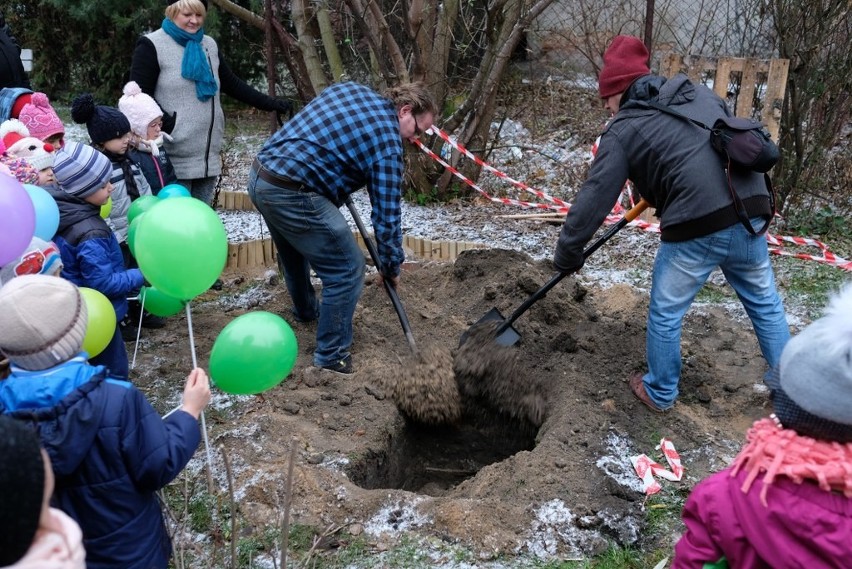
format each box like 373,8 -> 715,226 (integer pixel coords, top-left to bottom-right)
643,219 -> 790,409
247,167 -> 364,367
177,177 -> 218,206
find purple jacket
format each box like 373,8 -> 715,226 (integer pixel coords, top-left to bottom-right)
673,467 -> 852,568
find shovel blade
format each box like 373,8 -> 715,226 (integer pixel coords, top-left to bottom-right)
459,307 -> 521,347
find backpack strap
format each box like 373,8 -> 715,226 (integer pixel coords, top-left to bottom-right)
645,99 -> 774,236
645,100 -> 711,130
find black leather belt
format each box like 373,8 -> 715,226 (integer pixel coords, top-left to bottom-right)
252,158 -> 309,192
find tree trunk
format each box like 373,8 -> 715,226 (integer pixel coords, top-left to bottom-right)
316,0 -> 345,81
291,0 -> 330,92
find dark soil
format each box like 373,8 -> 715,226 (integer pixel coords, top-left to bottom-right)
131,243 -> 773,562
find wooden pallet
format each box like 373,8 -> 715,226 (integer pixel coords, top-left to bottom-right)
660,53 -> 789,142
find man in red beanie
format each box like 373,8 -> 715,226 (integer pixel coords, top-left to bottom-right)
553,35 -> 789,412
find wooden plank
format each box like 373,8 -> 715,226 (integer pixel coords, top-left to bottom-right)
764,58 -> 789,142
247,240 -> 258,267
736,58 -> 759,119
227,242 -> 240,268
714,57 -> 734,100
237,242 -> 248,269
660,52 -> 683,78
440,241 -> 450,260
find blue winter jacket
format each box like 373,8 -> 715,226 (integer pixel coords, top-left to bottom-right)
49,187 -> 144,320
0,355 -> 201,569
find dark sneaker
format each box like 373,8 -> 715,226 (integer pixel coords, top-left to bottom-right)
291,307 -> 319,323
320,356 -> 353,375
141,311 -> 166,329
119,315 -> 138,342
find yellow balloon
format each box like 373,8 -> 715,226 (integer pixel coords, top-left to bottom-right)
79,287 -> 116,357
100,197 -> 112,219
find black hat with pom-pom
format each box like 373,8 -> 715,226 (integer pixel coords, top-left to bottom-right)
70,93 -> 131,146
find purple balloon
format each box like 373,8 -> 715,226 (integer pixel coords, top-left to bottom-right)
0,175 -> 36,266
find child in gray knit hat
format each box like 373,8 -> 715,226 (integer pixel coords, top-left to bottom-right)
674,283 -> 852,568
48,140 -> 143,379
0,274 -> 211,569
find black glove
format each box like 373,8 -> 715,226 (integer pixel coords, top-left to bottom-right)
161,110 -> 177,135
272,98 -> 293,125
553,240 -> 584,274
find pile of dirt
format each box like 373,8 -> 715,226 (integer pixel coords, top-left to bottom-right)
132,245 -> 773,560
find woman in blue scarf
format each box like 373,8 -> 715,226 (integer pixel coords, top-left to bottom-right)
129,0 -> 291,206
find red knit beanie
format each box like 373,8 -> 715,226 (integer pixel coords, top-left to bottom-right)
598,36 -> 651,99
10,93 -> 32,119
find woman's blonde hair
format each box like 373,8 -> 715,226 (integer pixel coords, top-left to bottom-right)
165,0 -> 208,20
384,82 -> 438,116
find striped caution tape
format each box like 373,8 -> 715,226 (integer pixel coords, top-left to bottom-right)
415,127 -> 850,271
630,438 -> 684,495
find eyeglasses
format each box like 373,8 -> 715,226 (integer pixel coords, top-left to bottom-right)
413,115 -> 424,137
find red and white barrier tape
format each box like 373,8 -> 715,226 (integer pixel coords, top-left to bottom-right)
630,438 -> 683,495
416,127 -> 850,271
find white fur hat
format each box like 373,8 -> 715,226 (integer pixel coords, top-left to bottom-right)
118,81 -> 163,139
0,118 -> 55,171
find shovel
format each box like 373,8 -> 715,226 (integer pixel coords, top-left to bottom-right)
460,198 -> 650,347
344,198 -> 417,353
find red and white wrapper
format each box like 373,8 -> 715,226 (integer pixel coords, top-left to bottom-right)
630,438 -> 683,495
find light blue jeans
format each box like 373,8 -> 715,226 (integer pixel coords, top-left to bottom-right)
247,167 -> 364,368
643,219 -> 790,409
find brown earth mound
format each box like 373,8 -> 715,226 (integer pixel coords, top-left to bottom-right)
131,247 -> 771,560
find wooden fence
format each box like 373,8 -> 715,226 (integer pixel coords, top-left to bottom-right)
218,191 -> 485,270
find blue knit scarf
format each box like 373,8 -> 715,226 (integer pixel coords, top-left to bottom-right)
162,18 -> 218,102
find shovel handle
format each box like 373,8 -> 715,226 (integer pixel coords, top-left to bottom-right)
344,198 -> 418,353
495,199 -> 650,336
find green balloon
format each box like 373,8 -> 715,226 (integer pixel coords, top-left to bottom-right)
134,197 -> 227,300
127,195 -> 159,225
209,312 -> 298,395
79,287 -> 116,357
126,214 -> 144,258
100,196 -> 112,219
140,286 -> 185,317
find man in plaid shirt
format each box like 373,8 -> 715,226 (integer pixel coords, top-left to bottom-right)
249,82 -> 437,374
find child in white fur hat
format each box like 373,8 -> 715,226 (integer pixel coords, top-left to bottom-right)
118,81 -> 177,195
0,118 -> 56,187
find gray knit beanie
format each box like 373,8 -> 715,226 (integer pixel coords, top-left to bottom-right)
0,275 -> 88,371
770,283 -> 852,441
53,140 -> 112,199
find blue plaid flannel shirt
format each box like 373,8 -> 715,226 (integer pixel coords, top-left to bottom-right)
257,82 -> 405,276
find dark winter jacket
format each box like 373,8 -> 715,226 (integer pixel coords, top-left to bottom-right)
49,187 -> 144,320
0,19 -> 30,91
130,29 -> 280,179
128,143 -> 177,195
556,74 -> 772,265
0,355 -> 201,569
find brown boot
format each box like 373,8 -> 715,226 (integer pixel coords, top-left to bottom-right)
628,371 -> 669,413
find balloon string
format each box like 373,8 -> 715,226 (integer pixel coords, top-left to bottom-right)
186,301 -> 215,492
130,290 -> 145,369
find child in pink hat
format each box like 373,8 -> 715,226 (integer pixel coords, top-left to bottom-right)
18,92 -> 65,150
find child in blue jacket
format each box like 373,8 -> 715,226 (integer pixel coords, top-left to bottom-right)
0,274 -> 211,569
50,140 -> 142,379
